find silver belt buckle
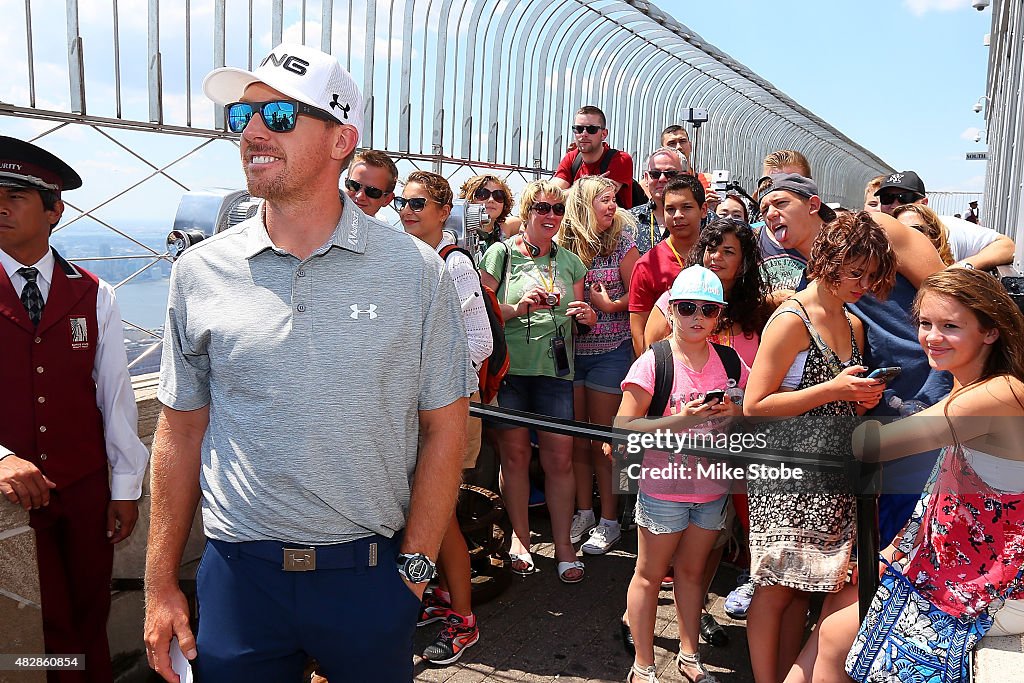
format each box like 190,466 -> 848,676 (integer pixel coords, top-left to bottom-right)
282,547 -> 316,571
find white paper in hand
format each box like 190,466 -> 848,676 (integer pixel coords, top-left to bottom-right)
169,636 -> 194,683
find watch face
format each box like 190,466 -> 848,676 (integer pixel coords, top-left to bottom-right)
403,555 -> 434,583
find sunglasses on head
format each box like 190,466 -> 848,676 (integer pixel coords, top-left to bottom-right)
345,178 -> 386,200
646,169 -> 680,180
674,301 -> 724,318
473,188 -> 508,203
225,100 -> 335,133
531,202 -> 566,216
392,196 -> 437,212
571,124 -> 603,135
878,191 -> 921,206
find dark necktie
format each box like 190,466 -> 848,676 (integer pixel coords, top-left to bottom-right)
17,267 -> 45,326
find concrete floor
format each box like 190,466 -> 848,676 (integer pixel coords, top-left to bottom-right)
411,510 -> 754,683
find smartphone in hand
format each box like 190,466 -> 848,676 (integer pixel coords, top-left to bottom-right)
866,367 -> 902,384
701,389 -> 726,406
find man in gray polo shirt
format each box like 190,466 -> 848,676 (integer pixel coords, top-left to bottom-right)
143,43 -> 471,683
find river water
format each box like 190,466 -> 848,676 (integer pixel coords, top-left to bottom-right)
115,278 -> 171,330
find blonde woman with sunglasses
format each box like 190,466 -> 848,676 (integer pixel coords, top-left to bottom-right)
479,180 -> 598,584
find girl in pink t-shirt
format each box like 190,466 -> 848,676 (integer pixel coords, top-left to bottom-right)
619,266 -> 750,683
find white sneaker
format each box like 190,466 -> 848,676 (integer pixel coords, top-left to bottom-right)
582,523 -> 621,555
570,510 -> 597,544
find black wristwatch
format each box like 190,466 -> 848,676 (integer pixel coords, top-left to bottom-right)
396,553 -> 437,583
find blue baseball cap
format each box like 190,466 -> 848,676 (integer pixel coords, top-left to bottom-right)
668,265 -> 726,305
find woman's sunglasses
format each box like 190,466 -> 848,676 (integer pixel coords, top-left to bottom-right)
392,196 -> 438,212
674,301 -> 724,318
345,178 -> 386,200
531,202 -> 566,216
225,100 -> 335,133
473,188 -> 508,203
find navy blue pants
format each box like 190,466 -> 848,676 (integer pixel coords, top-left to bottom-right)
194,534 -> 420,682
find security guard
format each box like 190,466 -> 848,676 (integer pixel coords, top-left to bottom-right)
0,136 -> 149,682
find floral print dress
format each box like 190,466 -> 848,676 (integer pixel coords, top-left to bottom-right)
901,443 -> 1024,618
748,301 -> 860,593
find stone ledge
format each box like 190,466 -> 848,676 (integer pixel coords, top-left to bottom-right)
976,634 -> 1024,681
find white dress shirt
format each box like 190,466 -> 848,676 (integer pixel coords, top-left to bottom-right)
0,248 -> 149,500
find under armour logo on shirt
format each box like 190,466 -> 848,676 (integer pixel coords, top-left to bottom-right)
350,304 -> 378,319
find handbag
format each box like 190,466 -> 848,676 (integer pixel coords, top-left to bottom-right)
845,443 -> 1024,683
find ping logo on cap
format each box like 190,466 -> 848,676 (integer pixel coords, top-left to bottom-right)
260,52 -> 310,76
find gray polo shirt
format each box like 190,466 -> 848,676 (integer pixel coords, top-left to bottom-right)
158,196 -> 472,544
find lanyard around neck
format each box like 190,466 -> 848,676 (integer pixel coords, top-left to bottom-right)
665,237 -> 685,269
520,236 -> 556,292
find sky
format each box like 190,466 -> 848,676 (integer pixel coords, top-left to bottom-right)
658,0 -> 992,192
0,0 -> 995,239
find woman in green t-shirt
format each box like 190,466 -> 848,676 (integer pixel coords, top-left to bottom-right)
480,180 -> 597,584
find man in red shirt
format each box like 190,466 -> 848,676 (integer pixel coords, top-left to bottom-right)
628,175 -> 708,356
552,105 -> 635,208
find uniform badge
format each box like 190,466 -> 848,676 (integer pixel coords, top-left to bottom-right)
70,316 -> 89,349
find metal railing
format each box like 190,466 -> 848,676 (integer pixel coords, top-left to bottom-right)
2,0 -> 898,371
982,0 -> 1024,264
926,191 -> 985,218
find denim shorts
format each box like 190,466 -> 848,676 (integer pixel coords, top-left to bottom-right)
574,340 -> 634,394
493,374 -> 575,429
634,490 -> 729,535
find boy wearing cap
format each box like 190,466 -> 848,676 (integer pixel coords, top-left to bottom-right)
755,173 -> 838,295
875,170 -> 1013,270
143,43 -> 472,683
0,136 -> 149,682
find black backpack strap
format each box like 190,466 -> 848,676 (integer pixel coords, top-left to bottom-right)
600,148 -> 616,175
570,148 -> 615,181
649,339 -> 675,417
570,150 -> 585,180
498,240 -> 512,288
711,342 -> 742,386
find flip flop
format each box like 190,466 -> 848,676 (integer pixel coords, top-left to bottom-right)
558,560 -> 585,584
509,552 -> 536,575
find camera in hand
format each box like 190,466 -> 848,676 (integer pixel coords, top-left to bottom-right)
545,292 -> 561,307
